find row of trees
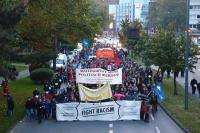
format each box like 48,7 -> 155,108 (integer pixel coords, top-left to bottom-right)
119,19 -> 199,95
0,0 -> 28,79
148,0 -> 186,31
0,0 -> 107,78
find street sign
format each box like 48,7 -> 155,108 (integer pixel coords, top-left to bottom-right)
128,28 -> 140,40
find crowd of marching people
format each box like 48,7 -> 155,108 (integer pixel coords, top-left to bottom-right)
24,44 -> 160,123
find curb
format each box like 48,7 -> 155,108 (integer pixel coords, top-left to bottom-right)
159,103 -> 190,133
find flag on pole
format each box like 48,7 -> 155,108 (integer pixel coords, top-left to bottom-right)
153,82 -> 165,102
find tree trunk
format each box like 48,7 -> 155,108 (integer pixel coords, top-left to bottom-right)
167,69 -> 171,78
53,37 -> 58,71
174,72 -> 177,95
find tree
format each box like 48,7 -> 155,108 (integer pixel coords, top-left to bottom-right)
119,19 -> 147,57
149,0 -> 186,31
147,23 -> 199,95
17,0 -> 102,71
88,0 -> 108,30
0,0 -> 28,79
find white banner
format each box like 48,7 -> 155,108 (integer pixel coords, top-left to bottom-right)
56,101 -> 141,121
117,101 -> 142,120
76,68 -> 122,84
77,102 -> 119,121
56,103 -> 79,121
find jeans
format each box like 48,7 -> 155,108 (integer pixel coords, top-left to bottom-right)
7,109 -> 13,117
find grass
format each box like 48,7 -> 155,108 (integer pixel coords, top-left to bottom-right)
0,77 -> 42,133
162,78 -> 200,133
12,63 -> 28,73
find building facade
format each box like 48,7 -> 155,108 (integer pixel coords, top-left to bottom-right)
115,0 -> 134,32
190,0 -> 200,44
109,0 -> 150,32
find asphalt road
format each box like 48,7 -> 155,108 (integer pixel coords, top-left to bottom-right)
10,106 -> 184,133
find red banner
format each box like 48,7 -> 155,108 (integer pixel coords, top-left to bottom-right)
96,48 -> 114,58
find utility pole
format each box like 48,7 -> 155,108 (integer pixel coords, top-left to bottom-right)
185,0 -> 190,110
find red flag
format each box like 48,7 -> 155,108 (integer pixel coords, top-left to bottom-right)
115,56 -> 120,65
69,69 -> 73,81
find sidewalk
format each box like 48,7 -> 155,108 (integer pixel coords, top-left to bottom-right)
151,65 -> 200,100
0,69 -> 30,83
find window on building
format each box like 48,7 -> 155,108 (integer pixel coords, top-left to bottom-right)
197,24 -> 200,30
197,15 -> 200,18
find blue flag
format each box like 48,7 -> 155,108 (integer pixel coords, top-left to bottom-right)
153,82 -> 165,102
82,39 -> 90,47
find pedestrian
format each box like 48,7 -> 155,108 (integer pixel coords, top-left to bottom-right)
25,98 -> 32,120
197,82 -> 200,98
36,99 -> 44,124
140,100 -> 148,121
150,93 -> 158,115
51,98 -> 57,119
7,95 -> 14,117
190,78 -> 198,95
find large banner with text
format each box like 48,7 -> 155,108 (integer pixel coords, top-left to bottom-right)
56,101 -> 141,121
76,68 -> 122,84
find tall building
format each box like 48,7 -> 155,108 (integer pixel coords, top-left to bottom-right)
115,0 -> 134,32
140,0 -> 150,26
190,0 -> 200,44
108,0 -> 150,32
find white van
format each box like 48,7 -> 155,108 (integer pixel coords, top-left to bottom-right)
50,53 -> 67,69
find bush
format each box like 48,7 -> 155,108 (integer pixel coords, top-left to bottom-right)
29,63 -> 50,72
30,68 -> 54,84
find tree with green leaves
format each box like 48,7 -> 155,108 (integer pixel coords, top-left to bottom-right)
17,0 -> 102,71
149,0 -> 186,31
119,19 -> 147,57
147,24 -> 199,95
88,0 -> 108,30
0,0 -> 28,79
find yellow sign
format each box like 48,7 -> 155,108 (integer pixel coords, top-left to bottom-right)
78,83 -> 112,102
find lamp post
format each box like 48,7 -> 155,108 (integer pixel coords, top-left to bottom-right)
185,0 -> 190,111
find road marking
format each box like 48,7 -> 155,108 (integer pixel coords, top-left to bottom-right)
151,114 -> 154,121
109,129 -> 113,133
155,126 -> 160,133
109,123 -> 113,128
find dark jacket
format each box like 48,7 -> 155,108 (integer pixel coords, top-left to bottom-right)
7,97 -> 14,110
25,100 -> 32,110
190,78 -> 197,87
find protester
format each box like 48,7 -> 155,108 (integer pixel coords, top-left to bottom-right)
25,98 -> 32,120
197,82 -> 200,98
190,78 -> 198,95
37,99 -> 44,123
25,43 -> 158,123
7,95 -> 14,117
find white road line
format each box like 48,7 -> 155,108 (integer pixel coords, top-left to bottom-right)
109,123 -> 113,128
155,126 -> 160,133
109,129 -> 114,133
151,114 -> 155,121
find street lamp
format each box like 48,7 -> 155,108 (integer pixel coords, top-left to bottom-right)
185,0 -> 190,111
